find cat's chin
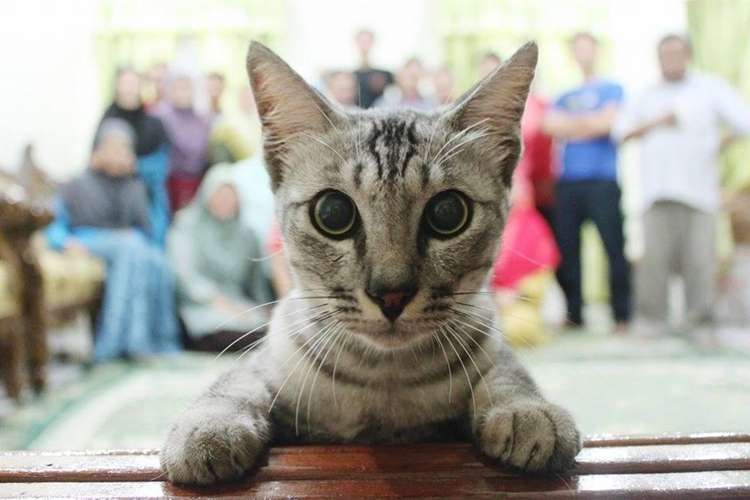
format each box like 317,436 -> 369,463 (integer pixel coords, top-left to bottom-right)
345,319 -> 435,352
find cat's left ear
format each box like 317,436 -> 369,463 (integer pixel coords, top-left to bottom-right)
445,42 -> 538,187
246,41 -> 344,190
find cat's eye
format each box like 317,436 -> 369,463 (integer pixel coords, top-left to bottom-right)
424,190 -> 471,238
311,190 -> 358,238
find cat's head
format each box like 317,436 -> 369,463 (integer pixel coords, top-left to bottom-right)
247,41 -> 536,351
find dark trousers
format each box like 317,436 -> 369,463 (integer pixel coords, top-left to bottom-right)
554,180 -> 631,324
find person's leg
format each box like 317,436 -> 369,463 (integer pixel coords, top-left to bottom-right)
553,182 -> 585,326
586,181 -> 631,324
634,202 -> 675,328
680,207 -> 717,327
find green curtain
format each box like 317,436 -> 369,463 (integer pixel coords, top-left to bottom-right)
687,0 -> 750,192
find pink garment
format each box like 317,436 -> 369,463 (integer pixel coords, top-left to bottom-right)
492,205 -> 560,290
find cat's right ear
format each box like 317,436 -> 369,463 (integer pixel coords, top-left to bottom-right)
247,41 -> 343,190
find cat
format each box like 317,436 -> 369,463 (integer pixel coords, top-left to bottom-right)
160,40 -> 581,485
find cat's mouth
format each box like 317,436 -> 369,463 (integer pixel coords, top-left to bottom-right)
340,316 -> 448,350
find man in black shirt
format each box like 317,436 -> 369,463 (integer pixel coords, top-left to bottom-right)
353,29 -> 394,109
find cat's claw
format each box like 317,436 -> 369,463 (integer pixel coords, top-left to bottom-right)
160,409 -> 269,485
476,401 -> 581,472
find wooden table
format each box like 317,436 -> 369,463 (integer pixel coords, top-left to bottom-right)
1,433 -> 749,498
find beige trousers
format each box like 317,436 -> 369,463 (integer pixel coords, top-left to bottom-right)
636,200 -> 716,326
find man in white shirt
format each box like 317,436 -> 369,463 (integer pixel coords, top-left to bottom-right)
613,34 -> 750,332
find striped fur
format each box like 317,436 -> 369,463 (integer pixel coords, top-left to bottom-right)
161,41 -> 581,485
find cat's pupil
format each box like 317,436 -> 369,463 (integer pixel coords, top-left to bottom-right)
314,191 -> 356,237
426,191 -> 469,236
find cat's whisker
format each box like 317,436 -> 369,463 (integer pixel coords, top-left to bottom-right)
430,117 -> 490,165
440,326 -> 476,417
447,318 -> 497,370
435,131 -> 494,167
432,325 -> 453,404
444,322 -> 493,405
214,303 -> 327,361
248,248 -> 283,262
331,327 -> 351,409
294,320 -> 341,435
237,310 -> 334,364
305,324 -> 346,433
267,318 -> 338,415
299,132 -> 346,164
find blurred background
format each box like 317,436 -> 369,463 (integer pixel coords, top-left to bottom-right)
1,0 -> 749,451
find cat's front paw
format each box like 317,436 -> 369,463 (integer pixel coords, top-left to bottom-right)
160,408 -> 270,485
476,401 -> 581,472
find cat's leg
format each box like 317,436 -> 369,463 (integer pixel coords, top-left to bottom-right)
160,355 -> 273,485
471,347 -> 581,473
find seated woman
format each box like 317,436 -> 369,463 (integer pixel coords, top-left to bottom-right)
168,165 -> 273,352
46,119 -> 180,362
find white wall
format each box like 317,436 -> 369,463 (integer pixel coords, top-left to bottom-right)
0,0 -> 101,179
282,0 -> 441,83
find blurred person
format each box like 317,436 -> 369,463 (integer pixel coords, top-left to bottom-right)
143,62 -> 168,110
543,32 -> 631,331
99,66 -> 170,246
613,34 -> 750,334
46,119 -> 180,362
717,188 -> 750,327
209,86 -> 262,165
168,165 -> 273,352
154,73 -> 211,213
433,66 -> 456,105
478,51 -> 502,80
492,55 -> 558,347
375,57 -> 434,110
206,71 -> 226,120
353,29 -> 394,108
324,70 -> 357,107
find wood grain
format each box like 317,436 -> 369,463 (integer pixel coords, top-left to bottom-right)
1,434 -> 749,498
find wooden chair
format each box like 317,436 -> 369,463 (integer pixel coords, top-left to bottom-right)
0,192 -> 52,400
1,433 -> 749,497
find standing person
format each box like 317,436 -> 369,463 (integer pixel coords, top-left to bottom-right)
613,34 -> 750,334
543,32 -> 631,331
154,73 -> 211,213
433,66 -> 456,105
47,120 -> 180,362
206,71 -> 226,121
168,165 -> 273,352
100,66 -> 170,246
353,29 -> 394,109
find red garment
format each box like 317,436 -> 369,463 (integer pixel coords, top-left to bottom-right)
514,94 -> 555,208
167,173 -> 202,214
492,205 -> 560,290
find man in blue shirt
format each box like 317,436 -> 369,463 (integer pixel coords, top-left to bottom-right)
543,32 -> 631,331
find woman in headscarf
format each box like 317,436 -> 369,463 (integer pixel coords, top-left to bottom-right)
168,165 -> 273,352
46,119 -> 180,362
153,73 -> 211,214
99,66 -> 171,246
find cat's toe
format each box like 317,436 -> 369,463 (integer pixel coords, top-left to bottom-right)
477,402 -> 581,473
160,411 -> 268,485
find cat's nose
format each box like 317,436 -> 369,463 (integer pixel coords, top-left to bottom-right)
365,285 -> 417,322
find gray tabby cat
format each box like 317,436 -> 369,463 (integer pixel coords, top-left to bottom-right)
161,41 -> 581,485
